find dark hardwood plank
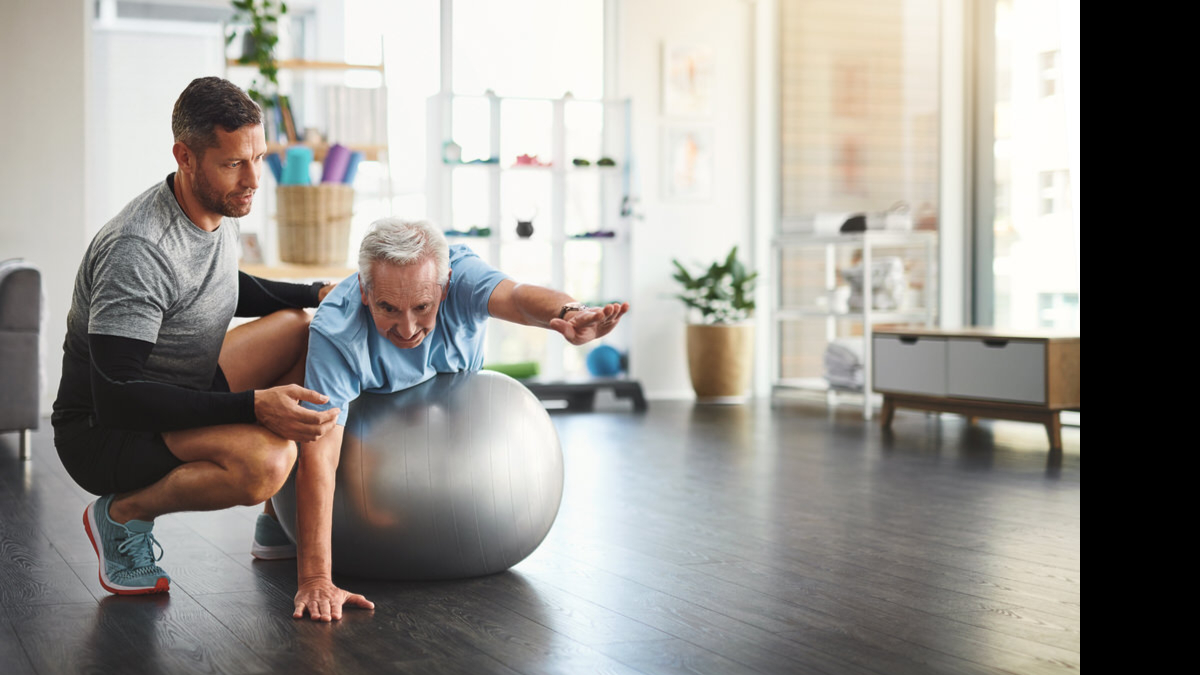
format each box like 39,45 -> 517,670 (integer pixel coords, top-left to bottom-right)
0,499 -> 97,607
6,602 -> 143,675
513,550 -> 862,675
384,653 -> 524,675
6,597 -> 275,675
690,557 -> 1080,672
0,618 -> 37,675
595,638 -> 768,675
463,569 -> 674,647
374,582 -> 649,675
197,586 -> 437,675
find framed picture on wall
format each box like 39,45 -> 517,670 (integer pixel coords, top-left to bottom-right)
661,126 -> 714,201
662,43 -> 715,118
240,232 -> 264,265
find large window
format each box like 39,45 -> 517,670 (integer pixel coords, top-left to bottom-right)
979,0 -> 1080,331
776,0 -> 942,382
452,0 -> 603,99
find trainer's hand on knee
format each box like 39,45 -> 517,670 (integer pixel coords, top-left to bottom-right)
255,385 -> 340,442
293,579 -> 374,622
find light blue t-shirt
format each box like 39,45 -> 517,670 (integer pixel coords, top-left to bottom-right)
303,245 -> 508,425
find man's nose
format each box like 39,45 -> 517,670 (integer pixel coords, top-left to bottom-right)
243,161 -> 260,189
396,313 -> 417,338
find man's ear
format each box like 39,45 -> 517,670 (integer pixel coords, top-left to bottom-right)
441,269 -> 452,300
172,142 -> 194,174
359,274 -> 369,306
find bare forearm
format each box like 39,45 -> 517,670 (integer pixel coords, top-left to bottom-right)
295,428 -> 343,582
508,282 -> 575,327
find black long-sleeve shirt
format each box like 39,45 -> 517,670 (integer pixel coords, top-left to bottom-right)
55,273 -> 325,432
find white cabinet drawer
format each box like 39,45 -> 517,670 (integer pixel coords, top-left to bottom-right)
873,335 -> 947,396
946,338 -> 1045,404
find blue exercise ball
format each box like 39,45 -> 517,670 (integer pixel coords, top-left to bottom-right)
271,370 -> 564,580
586,344 -> 623,377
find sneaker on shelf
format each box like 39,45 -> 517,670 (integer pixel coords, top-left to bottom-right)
251,513 -> 297,560
83,494 -> 170,595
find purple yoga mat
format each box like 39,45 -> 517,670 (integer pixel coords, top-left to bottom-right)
321,143 -> 352,184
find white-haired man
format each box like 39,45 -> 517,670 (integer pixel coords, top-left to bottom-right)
275,217 -> 628,621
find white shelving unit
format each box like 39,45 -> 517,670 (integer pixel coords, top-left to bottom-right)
772,230 -> 938,419
223,54 -> 391,271
426,91 -> 639,392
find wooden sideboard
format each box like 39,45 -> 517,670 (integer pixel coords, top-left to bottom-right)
872,326 -> 1080,450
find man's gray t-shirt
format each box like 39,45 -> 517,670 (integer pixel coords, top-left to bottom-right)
52,173 -> 240,423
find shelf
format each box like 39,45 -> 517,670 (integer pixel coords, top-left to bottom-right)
444,233 -> 623,245
774,377 -> 865,394
266,142 -> 386,162
774,230 -> 937,247
226,58 -> 384,72
442,163 -> 623,174
775,308 -> 933,322
224,49 -> 391,268
240,262 -> 355,280
771,226 -> 938,421
428,92 -> 633,385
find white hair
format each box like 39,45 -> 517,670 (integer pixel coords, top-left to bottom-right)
357,218 -> 450,290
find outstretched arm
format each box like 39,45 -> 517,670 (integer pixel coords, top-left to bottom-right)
293,425 -> 374,621
235,272 -> 337,317
486,279 -> 629,346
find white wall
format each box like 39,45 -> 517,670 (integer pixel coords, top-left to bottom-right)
618,0 -> 755,399
0,0 -> 91,417
89,21 -> 226,240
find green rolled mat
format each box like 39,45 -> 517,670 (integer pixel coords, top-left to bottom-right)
482,361 -> 540,380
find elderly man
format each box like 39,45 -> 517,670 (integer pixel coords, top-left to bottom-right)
52,77 -> 339,595
277,217 -> 628,621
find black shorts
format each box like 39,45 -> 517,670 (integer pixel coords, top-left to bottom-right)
54,367 -> 231,496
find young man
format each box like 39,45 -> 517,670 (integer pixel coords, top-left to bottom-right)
285,218 -> 628,621
52,77 -> 340,595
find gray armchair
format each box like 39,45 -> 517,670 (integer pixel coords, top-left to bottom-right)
0,259 -> 42,461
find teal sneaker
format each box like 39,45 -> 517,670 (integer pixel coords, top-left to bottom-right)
83,494 -> 170,595
251,513 -> 296,560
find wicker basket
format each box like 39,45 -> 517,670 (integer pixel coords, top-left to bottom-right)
276,184 -> 354,265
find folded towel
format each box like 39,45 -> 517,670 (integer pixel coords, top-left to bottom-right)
823,338 -> 865,390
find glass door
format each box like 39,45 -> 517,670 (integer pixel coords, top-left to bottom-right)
977,0 -> 1080,331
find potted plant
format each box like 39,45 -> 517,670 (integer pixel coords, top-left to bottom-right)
226,0 -> 288,109
672,245 -> 759,402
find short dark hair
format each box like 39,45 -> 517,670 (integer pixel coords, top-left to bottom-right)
171,77 -> 262,156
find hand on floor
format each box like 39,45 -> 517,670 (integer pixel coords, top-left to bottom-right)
293,579 -> 374,621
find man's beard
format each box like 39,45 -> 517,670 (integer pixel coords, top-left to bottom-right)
194,165 -> 253,218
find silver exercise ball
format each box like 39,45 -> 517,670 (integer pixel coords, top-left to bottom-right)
271,370 -> 564,580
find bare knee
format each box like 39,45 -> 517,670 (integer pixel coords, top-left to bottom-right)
275,308 -> 312,335
237,438 -> 298,506
277,308 -> 312,357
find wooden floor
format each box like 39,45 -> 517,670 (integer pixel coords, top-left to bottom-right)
0,401 -> 1079,675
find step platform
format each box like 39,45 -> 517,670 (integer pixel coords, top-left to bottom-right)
524,378 -> 648,413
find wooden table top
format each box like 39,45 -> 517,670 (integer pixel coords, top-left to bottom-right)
872,324 -> 1080,341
